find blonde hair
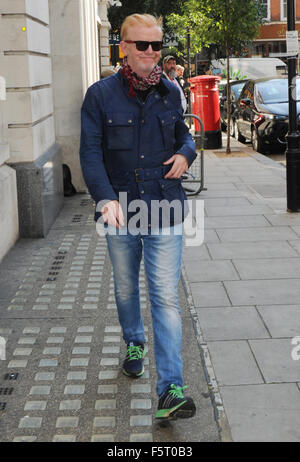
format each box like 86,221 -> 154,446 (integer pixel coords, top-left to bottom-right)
121,14 -> 163,40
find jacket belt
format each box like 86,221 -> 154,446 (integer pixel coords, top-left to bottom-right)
110,166 -> 171,183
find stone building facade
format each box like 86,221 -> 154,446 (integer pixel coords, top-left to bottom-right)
0,0 -> 114,261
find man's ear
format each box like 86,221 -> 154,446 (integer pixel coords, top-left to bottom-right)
120,41 -> 128,57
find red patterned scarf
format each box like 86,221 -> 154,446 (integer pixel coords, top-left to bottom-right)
121,56 -> 162,97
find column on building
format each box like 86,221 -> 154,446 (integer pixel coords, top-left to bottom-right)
0,76 -> 18,261
0,0 -> 63,239
98,0 -> 112,72
49,0 -> 102,192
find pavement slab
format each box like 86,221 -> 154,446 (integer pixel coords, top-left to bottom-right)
206,340 -> 264,386
207,241 -> 298,260
265,213 -> 300,226
232,258 -> 300,280
202,197 -> 251,207
190,282 -> 231,308
224,279 -> 300,306
205,205 -> 273,217
216,226 -> 299,243
204,215 -> 272,229
291,226 -> 300,237
257,305 -> 300,338
184,261 -> 239,283
196,306 -> 270,341
220,384 -> 300,442
249,339 -> 300,383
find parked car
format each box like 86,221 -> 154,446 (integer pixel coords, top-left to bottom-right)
219,79 -> 249,136
234,76 -> 300,153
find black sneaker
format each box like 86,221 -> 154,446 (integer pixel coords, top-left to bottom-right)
122,342 -> 146,378
155,384 -> 196,420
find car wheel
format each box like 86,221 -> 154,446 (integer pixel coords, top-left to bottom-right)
251,127 -> 265,154
234,121 -> 246,143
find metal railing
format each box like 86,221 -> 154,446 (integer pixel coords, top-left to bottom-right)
181,114 -> 206,196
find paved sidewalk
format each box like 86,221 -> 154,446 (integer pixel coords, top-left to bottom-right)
0,194 -> 219,442
183,135 -> 300,442
2,135 -> 300,442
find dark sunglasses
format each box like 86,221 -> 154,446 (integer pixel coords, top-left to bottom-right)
124,40 -> 163,52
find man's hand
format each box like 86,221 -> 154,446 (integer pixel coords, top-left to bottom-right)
101,200 -> 125,229
163,154 -> 188,179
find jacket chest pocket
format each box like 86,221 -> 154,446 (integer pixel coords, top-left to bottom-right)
157,111 -> 178,149
105,113 -> 135,150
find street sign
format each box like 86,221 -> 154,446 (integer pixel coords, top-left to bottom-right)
163,33 -> 180,47
109,32 -> 121,45
286,30 -> 299,55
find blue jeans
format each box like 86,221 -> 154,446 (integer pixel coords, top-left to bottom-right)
105,223 -> 183,397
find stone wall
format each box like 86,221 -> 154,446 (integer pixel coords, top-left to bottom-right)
0,0 -> 64,239
0,76 -> 19,261
49,0 -> 105,193
98,0 -> 111,71
0,0 -> 112,255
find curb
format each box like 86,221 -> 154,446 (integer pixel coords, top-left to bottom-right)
181,264 -> 233,443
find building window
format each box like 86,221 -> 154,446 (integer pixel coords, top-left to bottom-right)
262,0 -> 270,21
281,0 -> 287,20
281,0 -> 296,21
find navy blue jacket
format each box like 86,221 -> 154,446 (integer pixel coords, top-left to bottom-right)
79,69 -> 197,228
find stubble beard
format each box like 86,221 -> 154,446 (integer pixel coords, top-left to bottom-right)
168,69 -> 177,80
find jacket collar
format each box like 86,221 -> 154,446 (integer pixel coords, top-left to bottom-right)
156,77 -> 169,97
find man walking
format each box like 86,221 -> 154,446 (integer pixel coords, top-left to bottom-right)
162,55 -> 187,113
80,14 -> 196,421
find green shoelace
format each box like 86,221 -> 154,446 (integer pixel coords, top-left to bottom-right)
168,384 -> 187,399
126,345 -> 145,361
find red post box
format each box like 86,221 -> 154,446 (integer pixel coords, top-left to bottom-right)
189,75 -> 222,149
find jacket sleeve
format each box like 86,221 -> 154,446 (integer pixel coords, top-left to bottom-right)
79,85 -> 118,206
173,90 -> 197,167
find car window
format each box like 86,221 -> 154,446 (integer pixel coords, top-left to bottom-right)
239,82 -> 250,101
255,78 -> 300,104
246,82 -> 254,101
240,81 -> 254,102
231,82 -> 247,99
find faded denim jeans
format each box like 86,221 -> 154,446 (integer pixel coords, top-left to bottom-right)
105,223 -> 183,397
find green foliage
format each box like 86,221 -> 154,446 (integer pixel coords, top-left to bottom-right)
166,0 -> 265,153
166,0 -> 265,57
223,67 -> 248,80
161,46 -> 180,60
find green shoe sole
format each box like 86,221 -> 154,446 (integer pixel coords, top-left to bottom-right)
155,400 -> 196,420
